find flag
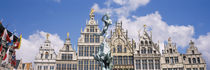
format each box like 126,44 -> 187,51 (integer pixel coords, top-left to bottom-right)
2,47 -> 10,62
1,29 -> 11,43
14,34 -> 22,49
11,51 -> 16,66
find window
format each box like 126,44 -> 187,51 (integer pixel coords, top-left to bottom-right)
148,47 -> 152,54
85,46 -> 89,56
193,58 -> 196,63
50,66 -> 54,70
41,54 -> 43,59
200,67 -> 204,70
51,54 -> 53,59
90,35 -> 94,43
170,49 -> 173,53
175,57 -> 178,63
85,34 -> 89,43
165,57 -> 169,63
87,28 -> 89,32
187,68 -> 191,70
136,60 -> 141,69
45,52 -> 49,59
124,47 -> 127,53
145,41 -> 148,45
113,56 -> 117,65
141,41 -> 144,45
188,58 -> 191,64
155,60 -> 160,69
95,35 -> 100,43
79,46 -> 83,56
129,56 -> 133,64
68,54 -> 73,60
44,66 -> 48,70
123,56 -> 128,65
118,56 -> 122,64
79,60 -> 83,70
197,57 -> 200,63
90,26 -> 94,32
149,60 -> 154,69
57,64 -> 61,70
142,60 -> 147,69
66,45 -> 69,51
141,47 -> 146,54
95,46 -> 99,55
117,45 -> 122,53
193,68 -> 198,70
170,57 -> 174,64
113,48 -> 116,53
192,50 -> 194,54
90,46 -> 94,56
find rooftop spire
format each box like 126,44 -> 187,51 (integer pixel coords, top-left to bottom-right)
89,8 -> 95,20
143,24 -> 147,31
67,32 -> 69,39
46,33 -> 49,40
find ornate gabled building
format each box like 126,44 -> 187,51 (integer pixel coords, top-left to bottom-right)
109,22 -> 135,70
183,40 -> 206,70
161,37 -> 184,70
56,32 -> 77,70
134,25 -> 161,70
77,10 -> 103,70
34,34 -> 57,70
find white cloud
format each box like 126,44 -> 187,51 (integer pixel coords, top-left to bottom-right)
16,31 -> 64,63
92,0 -> 150,17
195,32 -> 210,69
117,11 -> 194,48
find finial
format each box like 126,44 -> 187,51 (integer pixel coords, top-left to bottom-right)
67,32 -> 69,38
168,37 -> 171,41
143,24 -> 147,31
90,8 -> 95,15
46,33 -> 50,40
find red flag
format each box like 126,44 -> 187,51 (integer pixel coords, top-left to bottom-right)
0,45 -> 2,52
1,29 -> 11,43
2,54 -> 7,60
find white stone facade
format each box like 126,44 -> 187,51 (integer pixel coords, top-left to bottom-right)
134,26 -> 161,70
56,33 -> 78,70
34,34 -> 57,70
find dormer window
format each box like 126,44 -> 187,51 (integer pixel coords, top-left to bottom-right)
149,41 -> 152,45
66,45 -> 69,51
141,41 -> 144,45
170,49 -> 172,54
145,41 -> 148,45
87,29 -> 89,32
90,26 -> 94,32
45,52 -> 49,59
192,50 -> 194,54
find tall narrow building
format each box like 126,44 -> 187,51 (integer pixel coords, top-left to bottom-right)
161,37 -> 184,70
56,32 -> 77,70
77,9 -> 103,70
109,22 -> 135,70
134,25 -> 161,70
183,40 -> 206,70
34,34 -> 57,70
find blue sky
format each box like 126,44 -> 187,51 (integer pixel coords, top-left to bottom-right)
1,0 -> 210,44
1,0 -> 210,68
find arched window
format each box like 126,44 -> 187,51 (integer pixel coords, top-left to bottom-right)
66,45 -> 69,51
124,47 -> 127,53
141,47 -> 146,54
113,48 -> 116,53
145,41 -> 148,45
45,52 -> 49,59
193,58 -> 196,63
117,45 -> 122,53
192,50 -> 195,54
141,41 -> 144,45
148,47 -> 152,54
41,54 -> 43,59
197,57 -> 200,63
87,28 -> 89,32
